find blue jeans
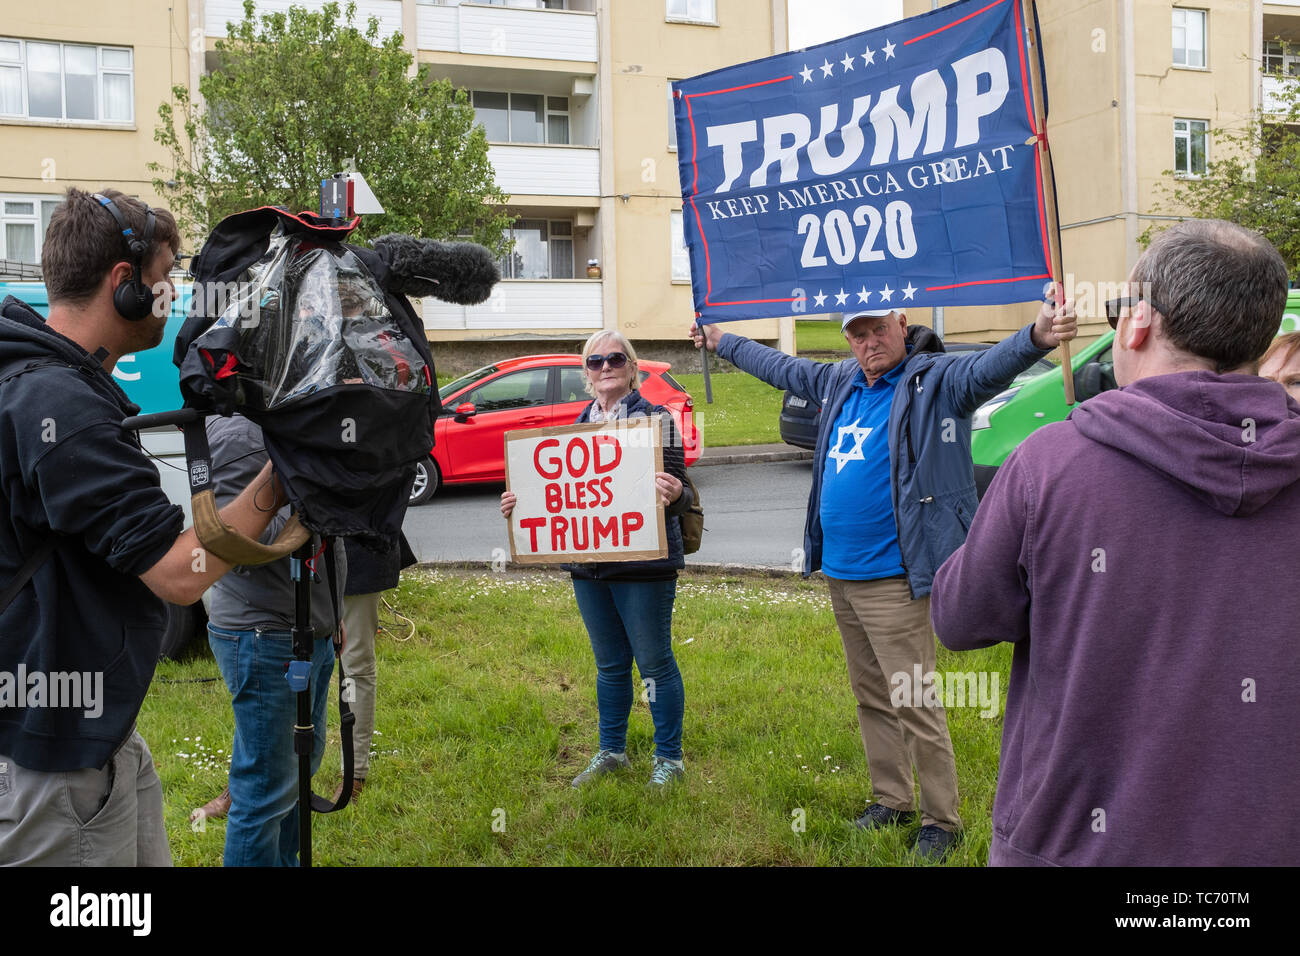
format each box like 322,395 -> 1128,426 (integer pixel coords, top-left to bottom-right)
208,625 -> 334,867
571,577 -> 683,761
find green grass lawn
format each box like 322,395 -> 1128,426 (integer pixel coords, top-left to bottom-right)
145,566 -> 1010,867
796,318 -> 851,354
673,371 -> 785,447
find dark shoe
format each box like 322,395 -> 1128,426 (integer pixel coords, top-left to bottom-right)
852,802 -> 917,830
332,777 -> 365,803
911,824 -> 959,862
189,786 -> 231,824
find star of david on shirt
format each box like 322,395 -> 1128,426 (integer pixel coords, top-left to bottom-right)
828,417 -> 873,473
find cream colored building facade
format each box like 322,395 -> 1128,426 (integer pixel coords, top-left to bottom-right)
1,0 -> 785,353
900,0 -> 1295,344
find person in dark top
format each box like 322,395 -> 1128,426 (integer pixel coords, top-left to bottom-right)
0,188 -> 292,866
500,331 -> 694,788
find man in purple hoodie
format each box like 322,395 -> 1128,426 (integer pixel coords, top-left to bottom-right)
931,219 -> 1300,866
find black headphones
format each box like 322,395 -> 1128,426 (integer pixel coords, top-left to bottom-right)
94,193 -> 157,321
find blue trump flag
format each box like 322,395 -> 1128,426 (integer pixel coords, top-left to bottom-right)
673,0 -> 1055,323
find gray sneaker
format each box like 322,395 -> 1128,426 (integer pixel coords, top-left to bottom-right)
647,756 -> 685,788
571,750 -> 630,788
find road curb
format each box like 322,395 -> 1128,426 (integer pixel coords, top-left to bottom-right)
695,447 -> 813,467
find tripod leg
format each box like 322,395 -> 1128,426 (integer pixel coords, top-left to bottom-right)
288,542 -> 316,868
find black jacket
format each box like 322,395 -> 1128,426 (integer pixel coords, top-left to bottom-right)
563,390 -> 693,582
343,531 -> 417,596
0,297 -> 183,771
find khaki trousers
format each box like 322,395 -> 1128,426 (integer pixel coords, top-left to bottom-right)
826,575 -> 961,831
340,592 -> 381,780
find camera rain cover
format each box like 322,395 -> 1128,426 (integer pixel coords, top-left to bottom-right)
177,207 -> 438,546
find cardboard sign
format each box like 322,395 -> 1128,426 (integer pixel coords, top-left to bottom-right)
505,417 -> 667,564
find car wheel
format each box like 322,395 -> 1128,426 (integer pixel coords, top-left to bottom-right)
159,600 -> 206,661
409,456 -> 440,506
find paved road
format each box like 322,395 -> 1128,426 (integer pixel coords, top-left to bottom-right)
402,458 -> 815,571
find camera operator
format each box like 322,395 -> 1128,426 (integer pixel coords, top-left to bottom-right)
0,188 -> 292,866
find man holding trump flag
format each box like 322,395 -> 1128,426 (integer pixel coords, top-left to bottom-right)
679,0 -> 1074,860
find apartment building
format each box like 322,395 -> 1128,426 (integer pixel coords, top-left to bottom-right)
0,0 -> 786,361
900,0 -> 1289,344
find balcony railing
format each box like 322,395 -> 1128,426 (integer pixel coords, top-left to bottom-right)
417,2 -> 597,62
423,279 -> 602,331
488,144 -> 599,196
1263,74 -> 1300,114
205,0 -> 404,38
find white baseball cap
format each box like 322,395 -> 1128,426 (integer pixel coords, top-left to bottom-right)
840,308 -> 898,332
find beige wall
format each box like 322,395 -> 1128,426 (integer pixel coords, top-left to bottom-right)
608,0 -> 781,341
899,0 -> 1267,349
1,1 -> 190,211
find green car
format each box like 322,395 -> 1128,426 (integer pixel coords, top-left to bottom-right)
970,294 -> 1300,497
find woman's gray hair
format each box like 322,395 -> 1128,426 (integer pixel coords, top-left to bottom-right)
580,330 -> 639,397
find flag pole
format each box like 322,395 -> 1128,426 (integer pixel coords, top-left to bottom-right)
1020,0 -> 1075,405
698,314 -> 714,403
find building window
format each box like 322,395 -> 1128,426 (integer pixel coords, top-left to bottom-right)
0,39 -> 133,123
1,194 -> 61,265
670,211 -> 691,281
1171,9 -> 1206,69
1174,118 -> 1208,177
500,219 -> 574,279
667,0 -> 716,24
667,81 -> 678,150
472,90 -> 569,144
1263,40 -> 1300,77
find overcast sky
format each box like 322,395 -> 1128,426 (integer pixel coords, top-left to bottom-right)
787,0 -> 906,49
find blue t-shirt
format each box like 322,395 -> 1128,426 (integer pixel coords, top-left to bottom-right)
819,359 -> 906,580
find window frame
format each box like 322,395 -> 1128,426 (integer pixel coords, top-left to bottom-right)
1,192 -> 61,265
0,37 -> 134,125
498,218 -> 576,280
471,88 -> 573,145
670,210 -> 691,283
666,0 -> 717,26
1173,117 -> 1209,178
667,80 -> 678,151
1171,8 -> 1208,71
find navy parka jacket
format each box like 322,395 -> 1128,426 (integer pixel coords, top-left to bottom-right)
717,324 -> 1049,597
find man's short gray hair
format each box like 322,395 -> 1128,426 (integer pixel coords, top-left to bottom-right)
1133,219 -> 1287,372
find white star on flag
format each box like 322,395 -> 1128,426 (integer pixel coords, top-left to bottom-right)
883,39 -> 897,60
902,283 -> 918,300
857,286 -> 872,303
835,289 -> 849,305
840,53 -> 855,72
829,418 -> 874,473
814,290 -> 827,307
879,284 -> 895,302
862,45 -> 875,66
820,59 -> 834,78
799,64 -> 813,83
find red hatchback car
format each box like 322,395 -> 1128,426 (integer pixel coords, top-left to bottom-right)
410,354 -> 701,504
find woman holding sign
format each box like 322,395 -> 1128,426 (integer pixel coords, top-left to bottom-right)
501,331 -> 694,789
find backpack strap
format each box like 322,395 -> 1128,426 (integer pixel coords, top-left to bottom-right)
0,535 -> 59,615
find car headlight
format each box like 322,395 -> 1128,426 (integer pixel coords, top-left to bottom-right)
972,389 -> 1017,430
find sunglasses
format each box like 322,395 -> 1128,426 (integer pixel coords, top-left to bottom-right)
585,352 -> 629,371
1104,294 -> 1170,330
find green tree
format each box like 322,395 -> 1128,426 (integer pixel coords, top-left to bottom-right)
152,0 -> 511,252
1142,67 -> 1300,273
